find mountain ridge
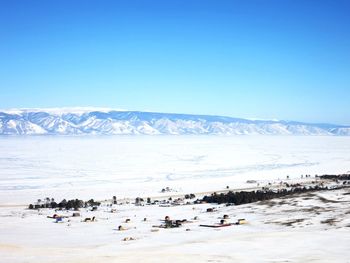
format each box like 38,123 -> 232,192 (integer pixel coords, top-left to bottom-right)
0,108 -> 349,136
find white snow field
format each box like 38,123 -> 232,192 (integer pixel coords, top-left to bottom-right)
0,136 -> 350,204
0,136 -> 350,263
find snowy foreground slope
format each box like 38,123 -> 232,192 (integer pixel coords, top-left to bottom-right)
1,108 -> 349,135
1,186 -> 349,263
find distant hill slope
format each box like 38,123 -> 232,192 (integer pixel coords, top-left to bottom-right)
0,108 -> 349,135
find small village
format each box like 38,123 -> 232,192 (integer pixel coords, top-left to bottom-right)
25,174 -> 350,242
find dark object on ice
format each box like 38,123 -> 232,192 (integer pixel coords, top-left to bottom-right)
84,216 -> 96,222
161,187 -> 171,193
199,223 -> 234,228
246,180 -> 257,184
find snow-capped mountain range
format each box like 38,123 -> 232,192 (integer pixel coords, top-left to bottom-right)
0,108 -> 349,135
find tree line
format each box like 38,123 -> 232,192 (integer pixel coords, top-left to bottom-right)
201,185 -> 332,205
28,198 -> 101,210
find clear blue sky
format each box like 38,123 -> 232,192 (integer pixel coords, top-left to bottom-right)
0,0 -> 349,124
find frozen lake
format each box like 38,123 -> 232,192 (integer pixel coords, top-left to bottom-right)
0,136 -> 350,204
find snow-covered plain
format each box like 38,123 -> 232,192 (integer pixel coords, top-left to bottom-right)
0,136 -> 350,263
0,136 -> 350,204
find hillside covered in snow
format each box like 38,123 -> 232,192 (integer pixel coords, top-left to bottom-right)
0,108 -> 349,135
